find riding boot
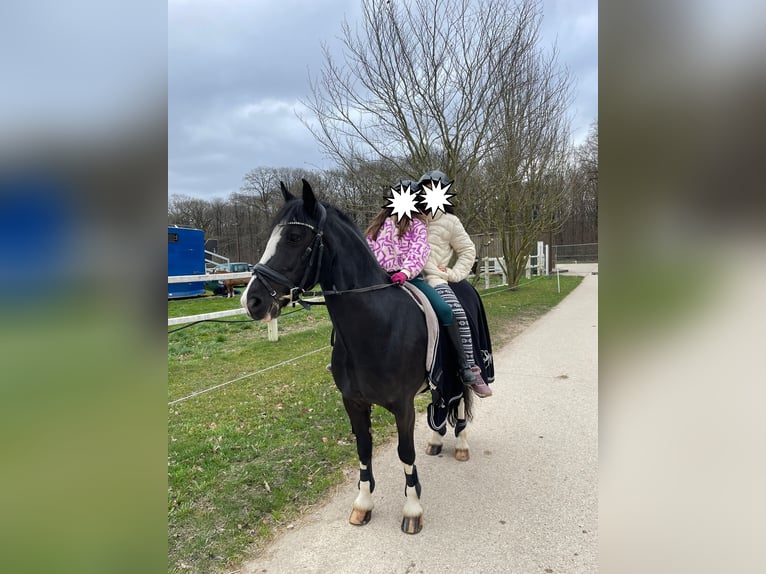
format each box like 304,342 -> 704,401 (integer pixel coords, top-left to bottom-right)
469,365 -> 493,398
445,321 -> 476,385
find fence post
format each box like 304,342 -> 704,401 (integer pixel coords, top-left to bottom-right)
545,244 -> 550,276
267,319 -> 279,342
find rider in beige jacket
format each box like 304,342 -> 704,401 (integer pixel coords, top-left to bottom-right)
419,170 -> 492,397
423,210 -> 476,287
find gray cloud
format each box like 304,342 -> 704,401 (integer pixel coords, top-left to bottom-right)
1,1 -> 165,136
169,0 -> 597,200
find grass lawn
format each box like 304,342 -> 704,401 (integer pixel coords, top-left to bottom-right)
168,274 -> 582,573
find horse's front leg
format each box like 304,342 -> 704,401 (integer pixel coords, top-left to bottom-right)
395,403 -> 423,534
343,398 -> 374,526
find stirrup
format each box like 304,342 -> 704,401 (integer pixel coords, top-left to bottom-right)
459,366 -> 476,384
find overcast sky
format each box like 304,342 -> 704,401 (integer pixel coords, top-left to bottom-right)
169,0 -> 597,201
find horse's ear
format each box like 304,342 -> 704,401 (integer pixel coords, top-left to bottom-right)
301,178 -> 317,215
280,181 -> 296,203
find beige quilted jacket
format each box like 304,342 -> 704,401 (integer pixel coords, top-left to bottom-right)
423,212 -> 476,287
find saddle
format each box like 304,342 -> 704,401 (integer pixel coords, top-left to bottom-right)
400,282 -> 439,386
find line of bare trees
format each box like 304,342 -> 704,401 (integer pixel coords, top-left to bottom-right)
169,0 -> 597,284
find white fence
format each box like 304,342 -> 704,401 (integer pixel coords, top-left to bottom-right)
169,240 -> 591,336
477,240 -> 549,288
167,272 -> 263,331
168,272 -> 313,341
168,272 -> 251,283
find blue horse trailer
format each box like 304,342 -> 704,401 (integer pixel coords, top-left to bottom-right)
168,226 -> 206,298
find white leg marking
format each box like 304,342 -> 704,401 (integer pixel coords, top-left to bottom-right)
353,463 -> 374,512
428,430 -> 443,448
401,463 -> 423,518
456,399 -> 469,450
353,481 -> 374,512
456,428 -> 469,452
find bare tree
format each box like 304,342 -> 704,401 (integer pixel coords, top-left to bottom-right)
576,120 -> 598,228
236,167 -> 283,260
208,198 -> 227,241
478,21 -> 577,285
579,121 -> 598,185
318,163 -> 406,229
553,121 -> 598,246
302,0 -> 539,189
302,0 -> 577,285
168,194 -> 213,231
233,167 -> 323,262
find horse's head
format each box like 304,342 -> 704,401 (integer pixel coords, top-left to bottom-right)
241,179 -> 327,322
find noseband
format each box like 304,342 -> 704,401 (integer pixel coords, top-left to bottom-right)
251,203 -> 327,308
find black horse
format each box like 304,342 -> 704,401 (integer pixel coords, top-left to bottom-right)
241,179 -> 468,534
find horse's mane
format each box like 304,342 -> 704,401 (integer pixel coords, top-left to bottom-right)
274,197 -> 367,242
328,203 -> 365,236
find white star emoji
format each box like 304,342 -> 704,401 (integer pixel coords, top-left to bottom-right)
419,181 -> 454,216
385,184 -> 421,222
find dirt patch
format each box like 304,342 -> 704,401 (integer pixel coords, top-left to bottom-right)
493,314 -> 538,349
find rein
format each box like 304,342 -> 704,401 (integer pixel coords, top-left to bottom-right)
299,282 -> 398,307
252,203 -> 396,311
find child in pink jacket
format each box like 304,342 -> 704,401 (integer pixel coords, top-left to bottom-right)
365,180 -> 480,388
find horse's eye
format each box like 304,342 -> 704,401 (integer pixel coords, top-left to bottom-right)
287,231 -> 303,243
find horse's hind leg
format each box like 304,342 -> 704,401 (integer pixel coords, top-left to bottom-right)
425,426 -> 447,455
454,399 -> 470,461
343,398 -> 374,526
395,403 -> 423,534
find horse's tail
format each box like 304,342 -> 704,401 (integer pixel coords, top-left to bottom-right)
462,383 -> 474,421
446,384 -> 473,426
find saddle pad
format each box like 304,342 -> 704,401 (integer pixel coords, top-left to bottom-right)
401,282 -> 439,374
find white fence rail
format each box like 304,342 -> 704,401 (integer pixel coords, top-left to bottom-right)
205,250 -> 229,268
167,272 -> 282,341
168,272 -> 251,283
168,308 -> 248,326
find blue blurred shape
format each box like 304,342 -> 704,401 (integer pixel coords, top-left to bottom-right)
168,226 -> 206,298
0,174 -> 75,296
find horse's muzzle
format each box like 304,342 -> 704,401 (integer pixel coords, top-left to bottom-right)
242,281 -> 283,322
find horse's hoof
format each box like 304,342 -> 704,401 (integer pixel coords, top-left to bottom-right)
349,509 -> 372,526
401,515 -> 423,534
425,444 -> 442,456
455,449 -> 470,462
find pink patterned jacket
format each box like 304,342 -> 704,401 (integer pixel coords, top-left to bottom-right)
366,217 -> 431,279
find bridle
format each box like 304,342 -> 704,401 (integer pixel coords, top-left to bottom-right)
251,203 -> 328,309
250,202 -> 397,311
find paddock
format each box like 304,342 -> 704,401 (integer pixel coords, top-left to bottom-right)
168,270 -> 590,572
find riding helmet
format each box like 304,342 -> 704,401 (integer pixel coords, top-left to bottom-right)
392,179 -> 422,192
417,170 -> 453,187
